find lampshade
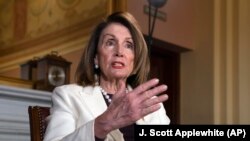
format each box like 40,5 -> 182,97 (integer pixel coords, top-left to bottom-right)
147,0 -> 167,8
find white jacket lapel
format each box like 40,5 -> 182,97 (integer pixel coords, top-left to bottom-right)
80,86 -> 108,117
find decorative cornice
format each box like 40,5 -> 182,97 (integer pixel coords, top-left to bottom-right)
0,13 -> 105,73
0,76 -> 33,89
107,0 -> 127,13
0,0 -> 112,73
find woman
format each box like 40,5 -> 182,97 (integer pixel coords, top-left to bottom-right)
44,11 -> 170,141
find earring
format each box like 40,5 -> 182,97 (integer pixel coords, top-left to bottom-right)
94,74 -> 99,86
95,64 -> 99,69
94,64 -> 99,85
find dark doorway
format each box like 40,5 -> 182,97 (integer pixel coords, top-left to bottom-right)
149,38 -> 190,124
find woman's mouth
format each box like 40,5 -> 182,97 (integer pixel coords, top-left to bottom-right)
111,62 -> 125,69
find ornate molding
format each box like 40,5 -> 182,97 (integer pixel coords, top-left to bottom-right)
0,0 -> 109,73
0,76 -> 33,89
0,13 -> 104,73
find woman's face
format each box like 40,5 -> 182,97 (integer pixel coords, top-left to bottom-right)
95,22 -> 135,81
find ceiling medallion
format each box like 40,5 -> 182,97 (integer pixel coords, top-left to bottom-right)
57,0 -> 80,10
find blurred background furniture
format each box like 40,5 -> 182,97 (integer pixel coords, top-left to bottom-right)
28,106 -> 50,141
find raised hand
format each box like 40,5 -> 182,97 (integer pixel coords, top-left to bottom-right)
94,78 -> 168,138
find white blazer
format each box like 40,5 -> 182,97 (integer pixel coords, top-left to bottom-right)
43,84 -> 170,141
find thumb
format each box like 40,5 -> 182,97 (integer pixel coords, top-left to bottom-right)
112,80 -> 126,102
117,79 -> 126,95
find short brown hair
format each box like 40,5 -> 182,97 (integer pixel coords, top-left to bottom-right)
75,11 -> 150,88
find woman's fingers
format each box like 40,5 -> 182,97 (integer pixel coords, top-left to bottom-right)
143,94 -> 168,108
132,78 -> 160,95
141,103 -> 162,116
132,79 -> 168,118
130,78 -> 168,105
105,78 -> 169,129
137,92 -> 168,118
140,84 -> 168,102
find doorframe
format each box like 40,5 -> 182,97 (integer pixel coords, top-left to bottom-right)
146,36 -> 191,124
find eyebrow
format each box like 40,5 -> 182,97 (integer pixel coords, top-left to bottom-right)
102,33 -> 133,42
103,33 -> 115,38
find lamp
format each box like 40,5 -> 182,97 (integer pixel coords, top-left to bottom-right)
147,0 -> 168,52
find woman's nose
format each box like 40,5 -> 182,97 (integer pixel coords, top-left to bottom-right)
115,44 -> 124,57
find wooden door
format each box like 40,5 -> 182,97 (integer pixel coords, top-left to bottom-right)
149,41 -> 184,124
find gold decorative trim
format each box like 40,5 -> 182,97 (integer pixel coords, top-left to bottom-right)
106,0 -> 127,15
29,0 -> 49,16
0,0 -> 125,73
57,0 -> 80,10
0,14 -> 103,73
0,75 -> 33,89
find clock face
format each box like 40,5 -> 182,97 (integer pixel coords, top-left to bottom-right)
48,66 -> 66,86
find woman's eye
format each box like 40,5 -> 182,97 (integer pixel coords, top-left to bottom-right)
105,39 -> 116,47
126,42 -> 134,49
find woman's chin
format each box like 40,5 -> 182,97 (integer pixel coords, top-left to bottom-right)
112,74 -> 129,80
